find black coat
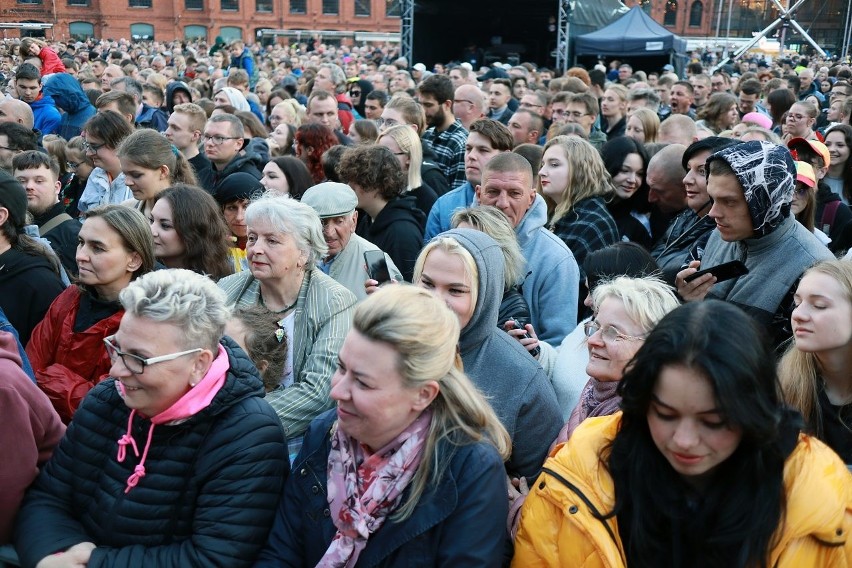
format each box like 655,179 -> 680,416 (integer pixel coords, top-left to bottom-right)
253,409 -> 510,567
359,196 -> 425,282
15,338 -> 289,568
0,247 -> 64,346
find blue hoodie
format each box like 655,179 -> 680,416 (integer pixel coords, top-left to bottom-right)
42,73 -> 95,140
30,92 -> 61,136
514,195 -> 580,347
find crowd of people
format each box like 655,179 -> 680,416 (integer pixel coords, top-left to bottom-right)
0,33 -> 851,567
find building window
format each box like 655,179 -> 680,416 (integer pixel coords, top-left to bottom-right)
640,0 -> 651,14
67,0 -> 88,6
689,0 -> 703,26
17,0 -> 42,4
256,0 -> 272,11
290,0 -> 306,13
221,0 -> 238,10
322,0 -> 338,15
130,22 -> 154,40
355,0 -> 370,16
185,0 -> 202,9
219,26 -> 242,41
69,21 -> 94,39
664,0 -> 678,26
185,25 -> 206,40
386,0 -> 400,16
129,0 -> 151,6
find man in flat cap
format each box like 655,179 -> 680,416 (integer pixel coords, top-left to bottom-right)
301,182 -> 401,301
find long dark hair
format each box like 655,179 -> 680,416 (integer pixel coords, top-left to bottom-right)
605,301 -> 797,567
154,184 -> 234,280
825,124 -> 852,203
269,156 -> 314,200
600,136 -> 652,215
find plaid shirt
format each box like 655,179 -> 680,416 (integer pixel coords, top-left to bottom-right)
551,196 -> 620,273
422,119 -> 468,189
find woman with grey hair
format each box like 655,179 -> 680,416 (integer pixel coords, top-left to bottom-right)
15,269 -> 289,568
218,194 -> 357,450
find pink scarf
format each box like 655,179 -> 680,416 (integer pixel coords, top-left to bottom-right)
115,344 -> 229,493
317,409 -> 433,568
551,377 -> 621,454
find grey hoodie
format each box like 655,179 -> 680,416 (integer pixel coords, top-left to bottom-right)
444,229 -> 562,479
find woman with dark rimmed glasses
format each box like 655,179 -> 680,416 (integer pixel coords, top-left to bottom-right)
16,268 -> 288,568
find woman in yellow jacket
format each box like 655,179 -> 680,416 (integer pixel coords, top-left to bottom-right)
513,300 -> 852,568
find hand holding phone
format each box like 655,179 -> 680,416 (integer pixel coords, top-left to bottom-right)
684,260 -> 749,284
364,250 -> 391,284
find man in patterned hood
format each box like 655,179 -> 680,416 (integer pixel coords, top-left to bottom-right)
676,140 -> 833,346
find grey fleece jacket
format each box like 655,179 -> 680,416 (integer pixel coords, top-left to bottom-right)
443,228 -> 563,480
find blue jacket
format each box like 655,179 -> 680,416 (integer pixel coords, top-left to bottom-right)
254,408 -> 510,567
423,181 -> 475,242
42,73 -> 96,140
515,195 -> 579,346
230,48 -> 255,79
30,93 -> 61,136
135,103 -> 168,132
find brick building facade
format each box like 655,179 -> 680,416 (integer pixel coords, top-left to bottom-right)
0,0 -> 402,43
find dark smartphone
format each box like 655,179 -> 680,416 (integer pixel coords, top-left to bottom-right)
508,318 -> 541,358
684,260 -> 749,283
364,250 -> 391,284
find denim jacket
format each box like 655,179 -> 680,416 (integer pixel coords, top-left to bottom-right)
0,306 -> 34,382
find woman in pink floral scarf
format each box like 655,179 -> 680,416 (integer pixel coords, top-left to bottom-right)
254,285 -> 512,567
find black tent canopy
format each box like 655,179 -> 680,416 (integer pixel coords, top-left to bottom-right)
574,6 -> 687,74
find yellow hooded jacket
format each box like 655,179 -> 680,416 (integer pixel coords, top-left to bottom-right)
512,413 -> 852,568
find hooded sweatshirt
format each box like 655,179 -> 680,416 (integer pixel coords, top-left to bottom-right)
42,73 -> 96,140
165,81 -> 192,114
30,92 -> 61,136
0,247 -> 65,346
444,229 -> 562,479
514,195 -> 580,346
702,141 -> 833,345
364,195 -> 424,282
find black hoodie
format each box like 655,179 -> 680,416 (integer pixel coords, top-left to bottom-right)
814,182 -> 852,253
0,247 -> 64,345
165,81 -> 192,114
360,196 -> 424,281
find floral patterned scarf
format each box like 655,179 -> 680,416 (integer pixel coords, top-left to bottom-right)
317,408 -> 433,568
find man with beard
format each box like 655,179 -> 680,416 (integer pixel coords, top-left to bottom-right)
417,74 -> 468,188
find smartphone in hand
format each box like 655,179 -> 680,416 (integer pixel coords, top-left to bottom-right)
364,250 -> 391,284
684,260 -> 749,284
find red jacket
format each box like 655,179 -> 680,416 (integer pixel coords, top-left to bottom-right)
26,286 -> 123,423
0,331 -> 64,544
335,92 -> 354,135
38,46 -> 66,76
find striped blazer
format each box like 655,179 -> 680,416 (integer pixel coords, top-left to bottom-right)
218,268 -> 356,438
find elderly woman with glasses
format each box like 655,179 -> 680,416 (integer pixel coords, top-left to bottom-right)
15,269 -> 289,568
217,195 -> 357,449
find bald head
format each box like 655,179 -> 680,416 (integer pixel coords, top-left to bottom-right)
0,99 -> 34,129
453,84 -> 486,130
647,144 -> 687,214
101,64 -> 125,91
658,114 -> 697,147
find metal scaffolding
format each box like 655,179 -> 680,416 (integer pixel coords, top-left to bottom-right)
556,0 -> 571,72
400,0 -> 414,63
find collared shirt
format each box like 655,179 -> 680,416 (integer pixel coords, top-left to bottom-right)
422,119 -> 468,189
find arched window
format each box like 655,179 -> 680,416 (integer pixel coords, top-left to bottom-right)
664,0 -> 678,26
129,22 -> 154,41
184,25 -> 207,40
689,0 -> 703,26
640,0 -> 652,14
69,21 -> 94,41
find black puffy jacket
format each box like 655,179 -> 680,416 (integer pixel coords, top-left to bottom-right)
15,337 -> 289,568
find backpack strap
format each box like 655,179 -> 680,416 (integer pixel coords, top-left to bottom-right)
821,200 -> 841,234
39,212 -> 73,236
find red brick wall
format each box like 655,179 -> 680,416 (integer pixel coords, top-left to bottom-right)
0,0 -> 400,41
622,0 -> 717,37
